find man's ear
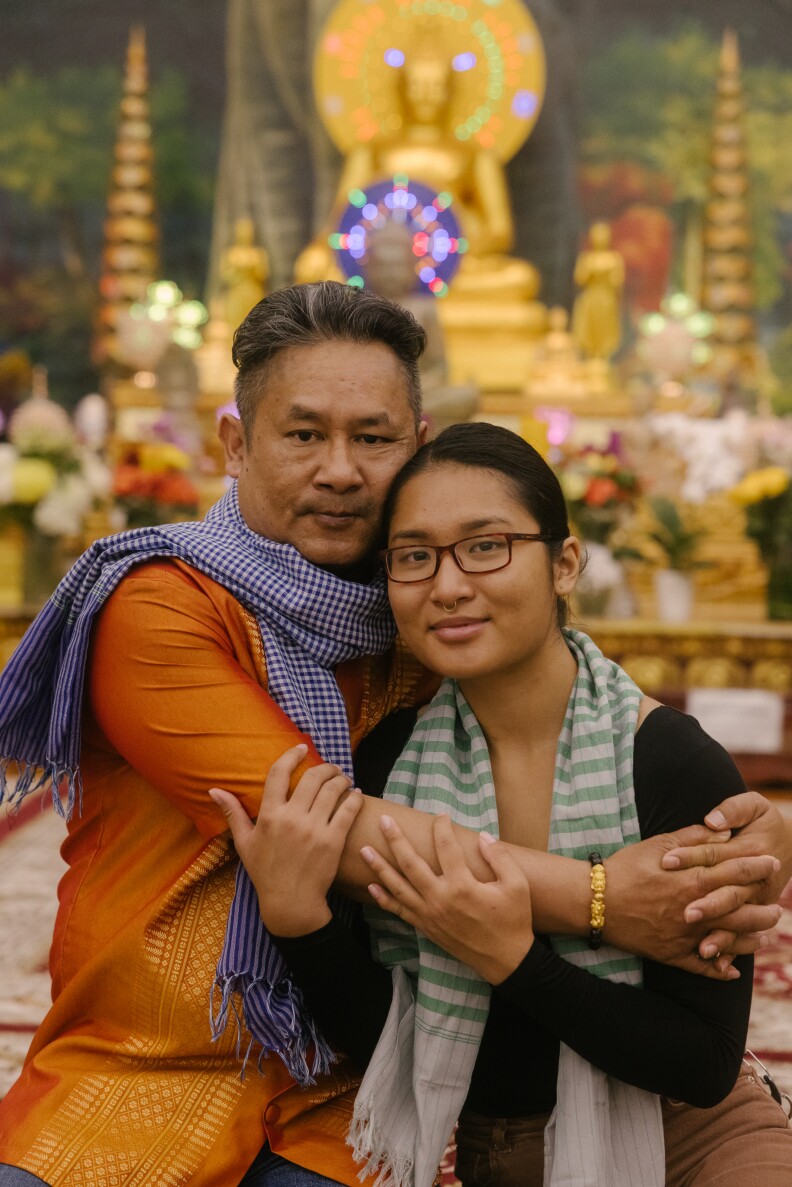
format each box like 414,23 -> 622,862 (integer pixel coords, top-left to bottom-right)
417,418 -> 429,447
218,413 -> 245,479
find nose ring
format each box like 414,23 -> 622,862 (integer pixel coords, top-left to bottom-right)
442,602 -> 458,613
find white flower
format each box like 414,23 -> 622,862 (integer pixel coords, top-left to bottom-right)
33,474 -> 93,537
578,542 -> 623,594
8,398 -> 75,456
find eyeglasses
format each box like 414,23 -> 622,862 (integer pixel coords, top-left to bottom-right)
382,532 -> 561,583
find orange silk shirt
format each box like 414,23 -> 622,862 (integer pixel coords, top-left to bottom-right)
0,560 -> 433,1186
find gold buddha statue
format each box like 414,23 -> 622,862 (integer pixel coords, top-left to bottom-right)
221,217 -> 269,334
297,45 -> 538,307
572,222 -> 625,363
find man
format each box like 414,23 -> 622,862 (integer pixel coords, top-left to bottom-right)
0,282 -> 787,1187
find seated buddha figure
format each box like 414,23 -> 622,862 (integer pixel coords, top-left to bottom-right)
295,45 -> 540,304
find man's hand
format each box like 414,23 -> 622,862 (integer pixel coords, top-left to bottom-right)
605,828 -> 781,980
208,745 -> 364,936
662,792 -> 792,902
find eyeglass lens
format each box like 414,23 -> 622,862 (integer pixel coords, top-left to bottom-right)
388,534 -> 511,581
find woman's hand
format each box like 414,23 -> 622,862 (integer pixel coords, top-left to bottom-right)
362,813 -> 535,985
208,745 -> 364,936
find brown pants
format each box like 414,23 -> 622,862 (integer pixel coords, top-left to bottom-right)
455,1066 -> 792,1186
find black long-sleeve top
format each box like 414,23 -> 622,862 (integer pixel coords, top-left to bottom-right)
272,706 -> 753,1114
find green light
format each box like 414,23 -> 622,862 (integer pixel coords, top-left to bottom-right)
329,233 -> 344,249
467,116 -> 481,132
667,292 -> 694,318
172,326 -> 202,351
348,188 -> 367,208
425,0 -> 440,13
687,312 -> 716,338
178,299 -> 208,328
692,343 -> 713,365
149,280 -> 182,307
435,281 -> 449,298
642,313 -> 666,336
437,191 -> 453,208
393,172 -> 409,188
457,237 -> 469,253
347,275 -> 365,288
455,125 -> 471,140
476,105 -> 490,120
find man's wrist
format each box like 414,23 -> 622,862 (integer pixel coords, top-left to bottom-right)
259,898 -> 333,937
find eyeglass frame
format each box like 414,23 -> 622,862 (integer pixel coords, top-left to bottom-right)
381,531 -> 565,583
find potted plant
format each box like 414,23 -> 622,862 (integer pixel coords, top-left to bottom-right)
643,497 -> 709,623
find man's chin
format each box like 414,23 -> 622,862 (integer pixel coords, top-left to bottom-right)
297,531 -> 376,575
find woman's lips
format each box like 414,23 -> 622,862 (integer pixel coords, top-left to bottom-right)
430,617 -> 487,642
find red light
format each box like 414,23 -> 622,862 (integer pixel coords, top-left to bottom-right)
429,278 -> 443,293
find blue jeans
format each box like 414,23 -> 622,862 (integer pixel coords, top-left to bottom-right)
0,1152 -> 342,1187
238,1147 -> 344,1187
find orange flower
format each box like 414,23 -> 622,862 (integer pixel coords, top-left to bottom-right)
584,477 -> 621,507
153,470 -> 199,506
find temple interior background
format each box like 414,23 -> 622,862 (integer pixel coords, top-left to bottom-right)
0,0 -> 791,1120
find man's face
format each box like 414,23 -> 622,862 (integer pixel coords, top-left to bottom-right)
219,340 -> 425,572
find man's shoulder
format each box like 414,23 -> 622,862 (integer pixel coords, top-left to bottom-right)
110,557 -> 245,609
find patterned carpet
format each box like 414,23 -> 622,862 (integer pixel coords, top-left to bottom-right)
1,804 -> 790,1166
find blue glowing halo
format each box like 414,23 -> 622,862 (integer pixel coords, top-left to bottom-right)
330,177 -> 466,298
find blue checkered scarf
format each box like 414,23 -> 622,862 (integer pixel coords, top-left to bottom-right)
0,483 -> 395,1084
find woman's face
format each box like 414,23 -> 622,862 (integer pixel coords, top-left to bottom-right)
386,463 -> 580,682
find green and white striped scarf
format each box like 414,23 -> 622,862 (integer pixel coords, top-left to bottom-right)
348,629 -> 664,1187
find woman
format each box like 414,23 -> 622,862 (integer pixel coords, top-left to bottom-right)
212,423 -> 791,1187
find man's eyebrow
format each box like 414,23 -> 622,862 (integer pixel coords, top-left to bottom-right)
390,517 -> 513,542
284,405 -> 396,428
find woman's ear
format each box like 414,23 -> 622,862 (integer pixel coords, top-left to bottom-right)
553,536 -> 581,597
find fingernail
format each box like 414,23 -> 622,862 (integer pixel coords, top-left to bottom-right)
380,815 -> 394,832
361,847 -> 375,863
706,811 -> 726,829
662,855 -> 681,869
208,788 -> 222,803
760,934 -> 770,948
295,743 -> 308,754
772,858 -> 781,872
480,832 -> 496,845
727,967 -> 740,980
700,942 -> 717,958
685,907 -> 703,922
367,883 -> 382,900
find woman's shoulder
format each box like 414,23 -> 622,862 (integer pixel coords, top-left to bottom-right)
633,702 -> 746,836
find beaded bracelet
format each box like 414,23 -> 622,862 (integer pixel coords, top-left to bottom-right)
588,851 -> 606,950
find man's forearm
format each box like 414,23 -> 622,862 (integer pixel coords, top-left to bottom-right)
335,794 -> 589,936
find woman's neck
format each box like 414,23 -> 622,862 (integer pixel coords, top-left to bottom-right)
458,627 -> 578,757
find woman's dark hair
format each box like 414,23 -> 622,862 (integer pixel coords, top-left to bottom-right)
383,421 -> 573,626
232,281 -> 426,439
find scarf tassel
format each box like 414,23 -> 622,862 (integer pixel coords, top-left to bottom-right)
348,1105 -> 415,1187
0,758 -> 81,820
210,971 -> 337,1086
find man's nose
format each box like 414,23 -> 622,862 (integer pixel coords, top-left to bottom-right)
315,440 -> 363,489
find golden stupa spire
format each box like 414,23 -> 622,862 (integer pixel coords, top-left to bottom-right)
700,28 -> 757,379
95,26 -> 159,365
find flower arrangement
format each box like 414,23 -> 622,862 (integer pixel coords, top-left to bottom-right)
641,497 -> 709,572
557,438 -> 640,545
0,394 -> 110,538
730,465 -> 792,619
113,439 -> 200,529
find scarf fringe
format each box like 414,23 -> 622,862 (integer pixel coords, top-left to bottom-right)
210,971 -> 337,1087
0,757 -> 82,820
348,1103 -> 415,1187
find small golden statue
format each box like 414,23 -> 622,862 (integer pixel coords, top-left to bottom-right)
523,306 -> 590,406
572,222 -> 625,363
362,220 -> 478,433
221,217 -> 269,333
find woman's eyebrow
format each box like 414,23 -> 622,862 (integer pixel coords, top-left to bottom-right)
390,517 -> 512,542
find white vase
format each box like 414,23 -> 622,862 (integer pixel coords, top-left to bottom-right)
653,569 -> 694,623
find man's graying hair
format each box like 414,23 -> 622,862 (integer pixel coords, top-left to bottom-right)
232,281 -> 426,438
